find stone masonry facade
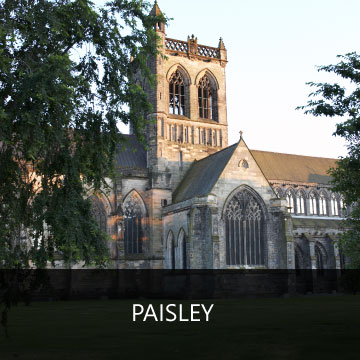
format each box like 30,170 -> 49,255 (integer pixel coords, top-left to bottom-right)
89,2 -> 345,271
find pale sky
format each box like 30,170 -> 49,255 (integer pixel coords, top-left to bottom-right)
98,0 -> 360,159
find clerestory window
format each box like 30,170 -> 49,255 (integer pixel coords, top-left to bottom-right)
309,194 -> 317,215
331,195 -> 339,216
319,194 -> 327,216
296,192 -> 305,214
286,191 -> 295,213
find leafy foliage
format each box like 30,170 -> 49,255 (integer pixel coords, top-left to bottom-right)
298,52 -> 360,268
0,0 -> 163,268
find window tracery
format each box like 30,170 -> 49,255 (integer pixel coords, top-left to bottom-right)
123,192 -> 146,254
309,193 -> 317,215
274,188 -> 282,199
169,70 -> 185,116
224,189 -> 265,266
331,194 -> 339,216
286,191 -> 295,213
296,192 -> 305,214
198,75 -> 217,121
319,193 -> 327,215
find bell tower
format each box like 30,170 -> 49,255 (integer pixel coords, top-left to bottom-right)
145,1 -> 229,192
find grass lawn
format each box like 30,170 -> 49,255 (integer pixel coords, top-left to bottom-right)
0,295 -> 360,360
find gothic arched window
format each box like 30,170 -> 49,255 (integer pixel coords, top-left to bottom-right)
166,231 -> 175,269
198,75 -> 217,121
91,197 -> 107,233
176,229 -> 186,269
123,192 -> 146,254
319,193 -> 327,215
274,188 -> 282,199
169,70 -> 185,116
224,189 -> 265,266
286,191 -> 295,213
296,191 -> 305,214
309,193 -> 317,215
331,194 -> 339,216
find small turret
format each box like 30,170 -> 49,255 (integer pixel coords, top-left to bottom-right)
218,37 -> 227,63
150,1 -> 165,33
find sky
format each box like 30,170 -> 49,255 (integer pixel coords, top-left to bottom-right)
98,0 -> 360,158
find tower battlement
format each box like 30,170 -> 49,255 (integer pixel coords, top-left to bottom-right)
165,36 -> 227,65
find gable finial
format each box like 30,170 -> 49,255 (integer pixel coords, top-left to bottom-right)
239,130 -> 243,139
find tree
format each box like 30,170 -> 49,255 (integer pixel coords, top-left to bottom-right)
297,52 -> 360,268
0,0 -> 164,269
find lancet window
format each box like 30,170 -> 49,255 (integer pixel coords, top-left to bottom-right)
319,193 -> 327,215
286,191 -> 295,213
123,192 -> 146,254
198,75 -> 217,121
169,71 -> 185,116
224,189 -> 265,266
309,193 -> 317,215
91,197 -> 107,233
331,195 -> 339,216
296,192 -> 305,214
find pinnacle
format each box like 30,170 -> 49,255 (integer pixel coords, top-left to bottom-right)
150,0 -> 163,16
218,37 -> 226,50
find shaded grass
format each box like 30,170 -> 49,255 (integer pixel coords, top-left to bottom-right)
0,295 -> 360,360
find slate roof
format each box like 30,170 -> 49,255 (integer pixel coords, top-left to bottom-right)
251,150 -> 337,185
116,135 -> 147,169
173,143 -> 238,203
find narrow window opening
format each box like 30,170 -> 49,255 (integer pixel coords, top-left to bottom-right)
160,118 -> 164,137
169,71 -> 185,116
309,194 -> 317,215
331,195 -> 339,216
319,194 -> 327,215
207,129 -> 212,146
286,192 -> 295,213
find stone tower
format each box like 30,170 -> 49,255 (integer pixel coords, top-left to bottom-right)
145,1 -> 229,193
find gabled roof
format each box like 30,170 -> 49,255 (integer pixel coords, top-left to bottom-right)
116,135 -> 147,169
173,143 -> 238,203
250,150 -> 337,185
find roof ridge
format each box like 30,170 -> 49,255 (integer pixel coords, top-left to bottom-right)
250,149 -> 338,161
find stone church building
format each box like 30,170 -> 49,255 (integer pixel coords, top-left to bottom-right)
92,2 -> 345,270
